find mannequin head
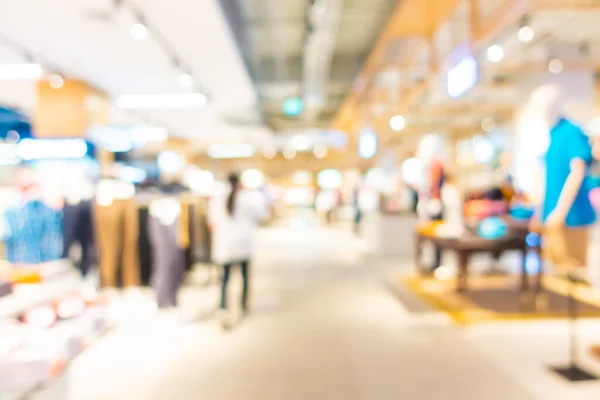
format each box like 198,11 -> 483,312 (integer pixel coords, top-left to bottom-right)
149,197 -> 181,225
15,166 -> 42,201
417,133 -> 447,168
527,84 -> 563,128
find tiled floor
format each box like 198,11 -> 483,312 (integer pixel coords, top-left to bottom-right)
56,226 -> 600,399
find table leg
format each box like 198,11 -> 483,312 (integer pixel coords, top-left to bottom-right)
415,234 -> 422,274
533,244 -> 548,310
534,245 -> 543,293
457,251 -> 470,292
518,246 -> 533,310
520,247 -> 529,292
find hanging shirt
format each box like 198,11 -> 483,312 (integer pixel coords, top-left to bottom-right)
543,118 -> 596,227
3,200 -> 63,264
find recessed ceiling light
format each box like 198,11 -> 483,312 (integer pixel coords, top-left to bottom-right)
263,147 -> 277,159
49,74 -> 64,89
389,115 -> 406,132
313,144 -> 328,159
283,148 -> 296,160
487,44 -> 504,63
518,26 -> 534,43
548,58 -> 564,74
482,117 -> 496,132
178,72 -> 194,89
130,22 -> 148,40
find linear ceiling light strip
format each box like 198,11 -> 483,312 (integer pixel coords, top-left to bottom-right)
115,0 -> 209,97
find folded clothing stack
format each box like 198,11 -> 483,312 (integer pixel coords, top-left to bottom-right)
0,281 -> 12,297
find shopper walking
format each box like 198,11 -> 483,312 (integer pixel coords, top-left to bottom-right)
353,188 -> 362,235
209,173 -> 270,329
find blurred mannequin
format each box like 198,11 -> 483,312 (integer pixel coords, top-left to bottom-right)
437,175 -> 464,238
416,134 -> 447,271
148,195 -> 188,308
416,134 -> 447,221
528,84 -> 595,270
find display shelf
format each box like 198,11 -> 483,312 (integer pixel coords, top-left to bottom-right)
0,308 -> 109,400
0,270 -> 82,320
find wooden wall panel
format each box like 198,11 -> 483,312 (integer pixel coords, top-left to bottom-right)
33,78 -> 108,138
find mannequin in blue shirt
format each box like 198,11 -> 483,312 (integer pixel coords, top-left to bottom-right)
528,84 -> 595,269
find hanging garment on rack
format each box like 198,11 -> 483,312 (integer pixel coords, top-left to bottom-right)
93,198 -> 140,288
138,206 -> 153,286
184,203 -> 194,272
189,199 -> 211,263
3,200 -> 63,264
148,213 -> 185,308
62,200 -> 94,276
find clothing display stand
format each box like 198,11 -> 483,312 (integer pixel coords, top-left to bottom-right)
548,272 -> 600,382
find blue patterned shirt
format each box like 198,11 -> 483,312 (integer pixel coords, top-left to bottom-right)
3,200 -> 63,264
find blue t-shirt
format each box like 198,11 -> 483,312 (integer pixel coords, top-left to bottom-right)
543,118 -> 596,227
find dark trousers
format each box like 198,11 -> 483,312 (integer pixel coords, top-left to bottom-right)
221,260 -> 249,311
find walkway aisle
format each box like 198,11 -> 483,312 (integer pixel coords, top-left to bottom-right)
64,227 -> 537,400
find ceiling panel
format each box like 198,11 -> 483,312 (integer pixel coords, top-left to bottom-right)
0,0 -> 264,144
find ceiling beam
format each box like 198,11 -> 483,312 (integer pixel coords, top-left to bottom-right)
378,0 -> 529,130
332,0 -> 463,133
405,104 -> 515,119
532,0 -> 600,10
488,60 -> 600,75
475,0 -> 530,42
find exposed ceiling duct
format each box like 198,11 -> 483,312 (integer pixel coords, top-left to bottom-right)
303,0 -> 343,122
226,0 -> 397,133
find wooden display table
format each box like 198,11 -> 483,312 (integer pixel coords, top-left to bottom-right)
415,231 -> 530,292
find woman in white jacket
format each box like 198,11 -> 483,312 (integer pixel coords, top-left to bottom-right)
209,173 -> 270,324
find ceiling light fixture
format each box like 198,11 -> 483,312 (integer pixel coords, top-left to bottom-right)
548,58 -> 564,74
48,74 -> 64,89
283,148 -> 296,160
130,21 -> 148,41
263,147 -> 277,159
18,139 -> 88,160
116,93 -> 207,109
0,63 -> 43,80
518,15 -> 534,43
292,135 -> 311,151
518,26 -> 534,43
207,144 -> 255,159
486,44 -> 504,63
178,72 -> 194,89
481,117 -> 496,133
313,144 -> 328,159
389,115 -> 406,132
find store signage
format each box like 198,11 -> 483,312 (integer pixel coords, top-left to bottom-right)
447,56 -> 478,99
283,97 -> 304,117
